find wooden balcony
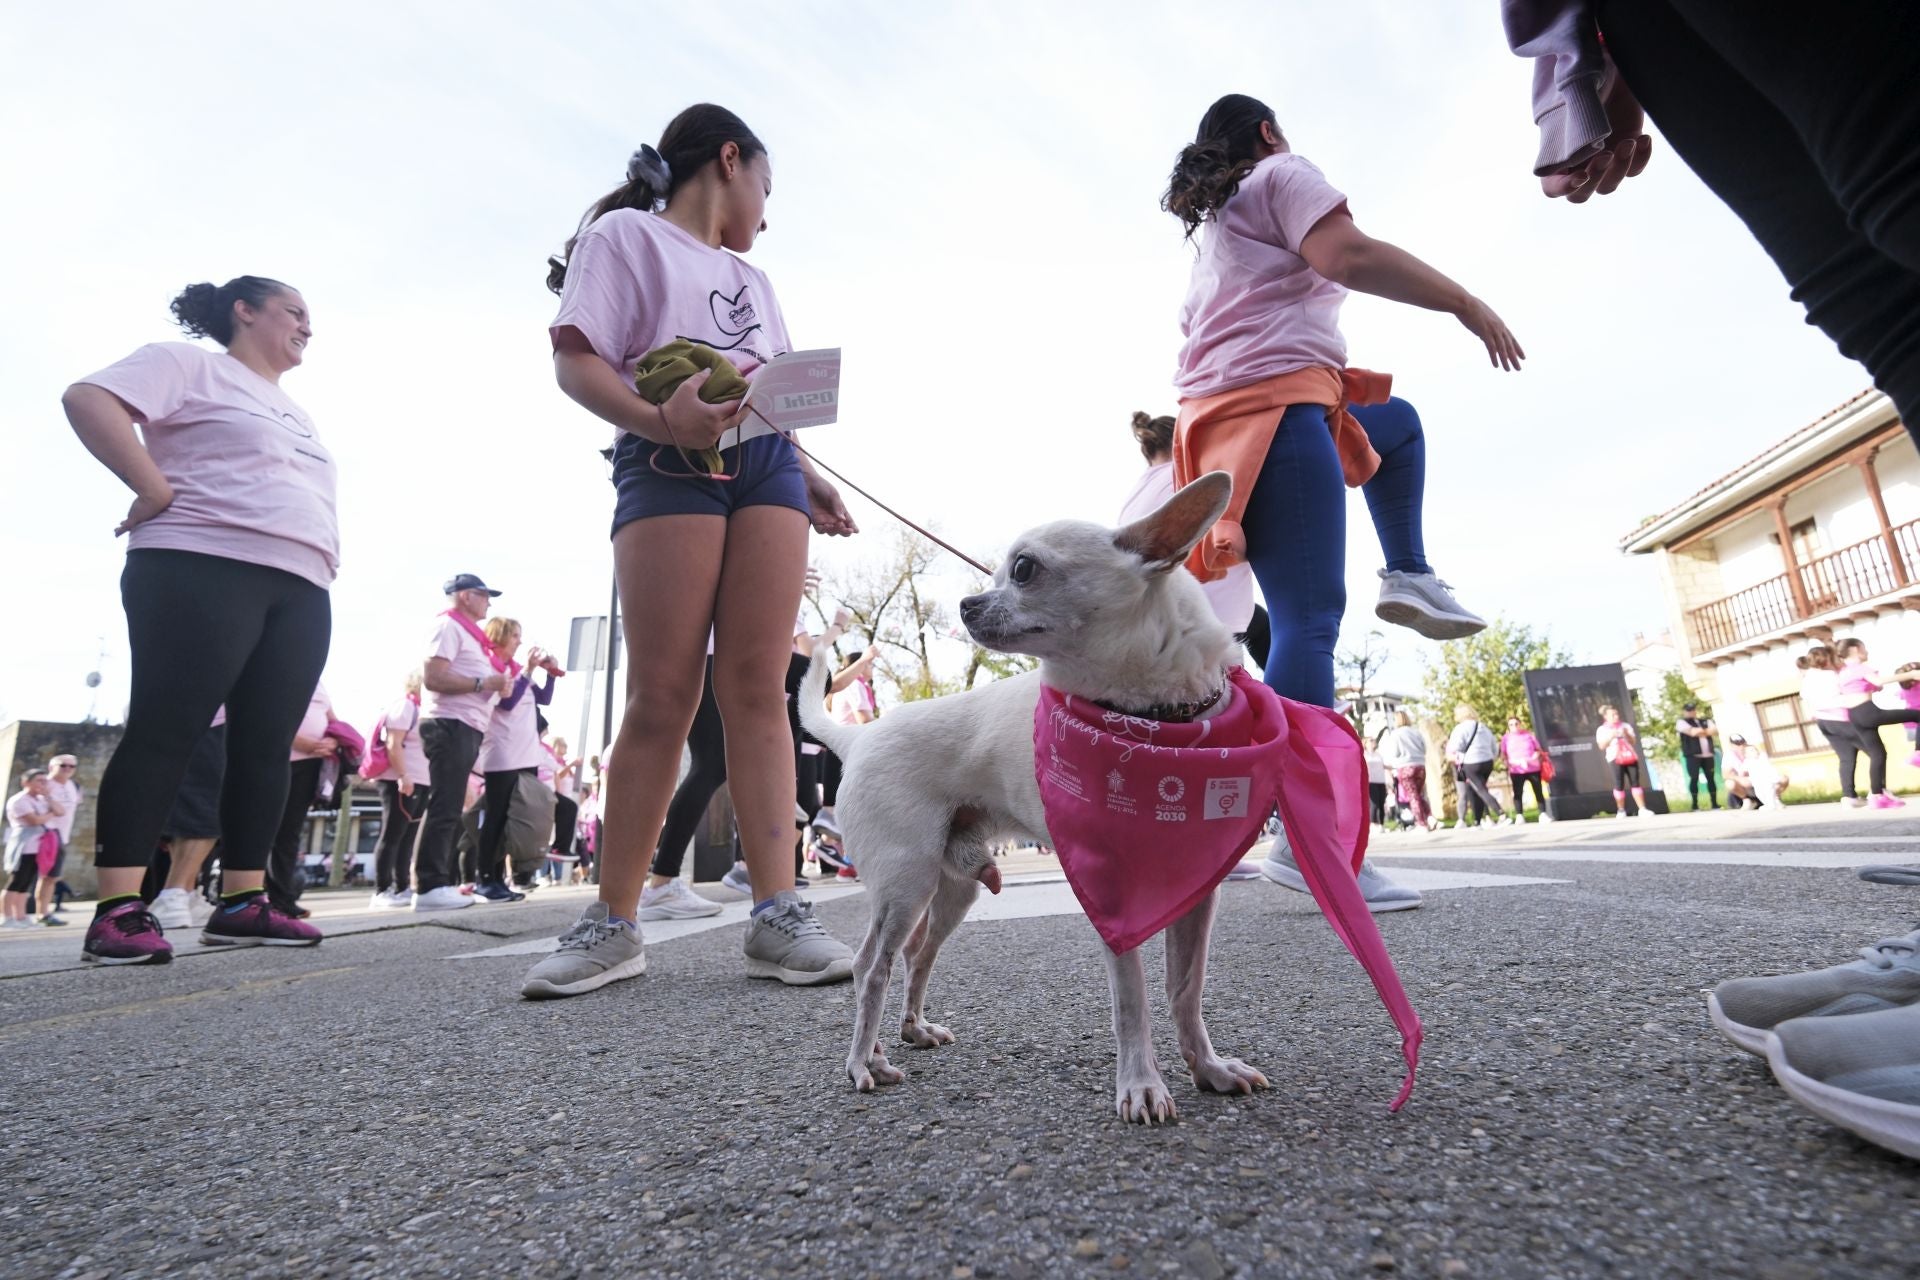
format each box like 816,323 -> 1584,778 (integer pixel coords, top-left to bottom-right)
1685,517 -> 1920,654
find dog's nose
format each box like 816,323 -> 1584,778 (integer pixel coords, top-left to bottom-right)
959,594 -> 985,624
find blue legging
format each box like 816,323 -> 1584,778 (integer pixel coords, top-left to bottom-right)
1241,396 -> 1431,708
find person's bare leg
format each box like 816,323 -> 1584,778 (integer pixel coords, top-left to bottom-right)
711,505 -> 811,905
597,515 -> 727,920
165,838 -> 216,893
35,876 -> 57,918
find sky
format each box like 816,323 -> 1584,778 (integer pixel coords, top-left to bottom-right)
0,1 -> 1870,748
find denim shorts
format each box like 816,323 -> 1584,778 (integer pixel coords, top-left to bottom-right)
610,432 -> 810,536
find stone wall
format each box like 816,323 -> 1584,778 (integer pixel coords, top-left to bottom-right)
0,719 -> 123,896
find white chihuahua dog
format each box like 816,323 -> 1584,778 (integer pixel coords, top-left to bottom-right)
799,471 -> 1269,1123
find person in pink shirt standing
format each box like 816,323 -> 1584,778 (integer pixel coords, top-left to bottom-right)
472,617 -> 556,902
522,104 -> 859,999
1595,706 -> 1651,819
5,770 -> 66,929
62,276 -> 331,962
414,574 -> 513,912
368,671 -> 429,910
1500,715 -> 1553,822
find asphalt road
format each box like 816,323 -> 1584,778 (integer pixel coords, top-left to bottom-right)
2,819 -> 1916,1278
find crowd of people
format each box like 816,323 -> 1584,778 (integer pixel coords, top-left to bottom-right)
31,3 -> 1920,1162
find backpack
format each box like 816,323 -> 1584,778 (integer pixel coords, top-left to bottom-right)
362,711 -> 392,780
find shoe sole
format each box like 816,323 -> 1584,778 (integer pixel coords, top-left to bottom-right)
744,956 -> 854,986
81,949 -> 172,965
637,904 -> 726,921
521,953 -> 649,999
1766,1031 -> 1920,1159
199,933 -> 322,948
1374,600 -> 1487,641
1705,991 -> 1770,1057
413,899 -> 475,912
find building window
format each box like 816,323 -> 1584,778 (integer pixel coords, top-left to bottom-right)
1754,694 -> 1821,756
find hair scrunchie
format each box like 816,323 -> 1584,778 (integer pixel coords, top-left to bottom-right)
627,144 -> 672,189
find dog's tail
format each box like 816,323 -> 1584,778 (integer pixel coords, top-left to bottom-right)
798,648 -> 863,761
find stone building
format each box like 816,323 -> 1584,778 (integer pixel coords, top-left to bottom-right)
0,719 -> 122,895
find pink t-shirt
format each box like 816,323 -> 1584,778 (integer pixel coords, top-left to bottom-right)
549,209 -> 793,421
1836,661 -> 1881,698
1500,731 -> 1543,773
46,777 -> 81,843
378,696 -> 430,784
1174,154 -> 1351,400
290,682 -> 332,762
1118,462 -> 1257,632
478,678 -> 545,774
831,678 -> 875,726
420,615 -> 498,734
78,342 -> 339,587
6,791 -> 49,833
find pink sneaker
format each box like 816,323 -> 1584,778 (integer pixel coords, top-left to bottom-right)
200,895 -> 323,947
81,901 -> 174,965
1870,792 -> 1907,810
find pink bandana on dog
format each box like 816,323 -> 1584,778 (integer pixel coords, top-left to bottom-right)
1035,666 -> 1424,1110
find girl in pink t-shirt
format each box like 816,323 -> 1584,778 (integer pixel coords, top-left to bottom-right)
1833,638 -> 1920,807
1162,95 -> 1522,712
62,276 -> 332,963
529,104 -> 858,996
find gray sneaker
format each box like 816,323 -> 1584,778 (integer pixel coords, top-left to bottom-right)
1260,834 -> 1422,912
743,891 -> 853,986
1766,1000 -> 1920,1159
519,902 -> 647,999
1706,929 -> 1920,1055
1374,569 -> 1487,641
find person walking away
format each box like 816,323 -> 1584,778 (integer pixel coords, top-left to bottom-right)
4,770 -> 66,928
523,104 -> 860,998
1595,705 -> 1651,817
1446,705 -> 1509,826
415,574 -> 512,912
1500,714 -> 1552,822
473,617 -> 555,902
62,275 -> 332,961
266,680 -> 335,916
1833,638 -> 1920,809
1383,710 -> 1435,836
1675,701 -> 1720,810
369,670 -> 429,909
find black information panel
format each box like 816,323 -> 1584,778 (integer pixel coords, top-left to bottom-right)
1524,663 -> 1668,819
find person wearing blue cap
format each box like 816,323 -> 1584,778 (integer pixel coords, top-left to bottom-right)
412,574 -> 512,911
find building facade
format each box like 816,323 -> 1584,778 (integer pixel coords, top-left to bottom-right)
1622,390 -> 1920,792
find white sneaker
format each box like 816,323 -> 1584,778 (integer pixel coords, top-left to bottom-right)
1374,569 -> 1487,641
1259,835 -> 1422,912
368,890 -> 410,910
718,862 -> 753,898
638,878 -> 724,921
149,888 -> 198,931
1540,812 -> 1557,823
413,885 -> 474,912
389,889 -> 413,909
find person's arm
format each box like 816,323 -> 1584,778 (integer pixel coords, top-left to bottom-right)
532,671 -> 556,707
1299,211 -> 1524,370
423,656 -> 508,697
552,335 -> 745,450
496,673 -> 532,711
12,802 -> 52,827
61,383 -> 176,535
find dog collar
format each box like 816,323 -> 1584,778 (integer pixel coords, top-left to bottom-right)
1095,676 -> 1227,725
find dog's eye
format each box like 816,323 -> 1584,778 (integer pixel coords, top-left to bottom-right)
1010,554 -> 1037,585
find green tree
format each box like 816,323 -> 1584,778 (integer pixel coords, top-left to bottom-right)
1419,620 -> 1573,737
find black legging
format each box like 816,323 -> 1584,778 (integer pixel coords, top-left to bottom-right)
1816,717 -> 1864,799
1683,754 -> 1718,808
1455,760 -> 1504,824
1511,771 -> 1547,815
1597,2 -> 1920,433
550,795 -> 578,857
376,780 -> 430,894
267,757 -> 324,912
95,549 -> 330,873
1368,781 -> 1388,825
651,656 -> 726,879
478,766 -> 536,884
1845,702 -> 1920,796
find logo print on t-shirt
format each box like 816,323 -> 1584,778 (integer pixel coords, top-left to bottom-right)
683,284 -> 763,352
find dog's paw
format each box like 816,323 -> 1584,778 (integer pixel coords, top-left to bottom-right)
847,1052 -> 906,1091
900,1016 -> 955,1049
1186,1052 -> 1269,1096
1115,1072 -> 1178,1125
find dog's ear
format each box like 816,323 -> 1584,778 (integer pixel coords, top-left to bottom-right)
1113,471 -> 1233,573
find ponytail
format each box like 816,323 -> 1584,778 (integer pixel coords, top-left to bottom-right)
1130,410 -> 1174,462
1162,93 -> 1280,239
169,276 -> 291,347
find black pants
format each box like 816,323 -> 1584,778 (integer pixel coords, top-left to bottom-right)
1511,771 -> 1548,815
1455,760 -> 1504,824
551,795 -> 578,857
1817,717 -> 1865,798
268,758 -> 324,911
652,657 -> 726,879
418,718 -> 483,893
376,780 -> 430,893
1598,0 -> 1920,433
1240,604 -> 1272,676
1845,702 -> 1920,795
478,767 -> 536,884
95,550 -> 331,873
1683,754 -> 1718,807
1368,781 -> 1388,826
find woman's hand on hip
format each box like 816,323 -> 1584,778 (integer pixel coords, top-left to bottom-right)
115,482 -> 175,537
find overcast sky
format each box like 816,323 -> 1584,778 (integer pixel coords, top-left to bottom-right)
1,1 -> 1869,746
